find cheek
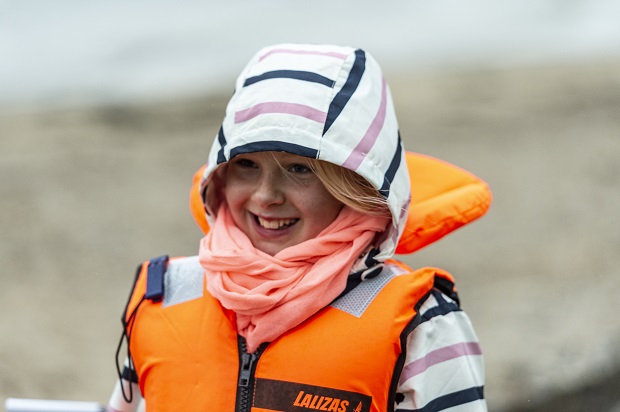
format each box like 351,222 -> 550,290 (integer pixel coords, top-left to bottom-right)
222,179 -> 248,220
205,166 -> 229,213
223,172 -> 247,204
222,186 -> 251,232
223,187 -> 247,214
299,185 -> 343,225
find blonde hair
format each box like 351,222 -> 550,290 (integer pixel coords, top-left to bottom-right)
307,158 -> 391,217
204,153 -> 391,219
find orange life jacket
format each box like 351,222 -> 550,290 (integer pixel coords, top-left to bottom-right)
122,152 -> 491,411
125,256 -> 458,412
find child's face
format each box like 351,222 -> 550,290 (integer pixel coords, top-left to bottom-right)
223,151 -> 343,255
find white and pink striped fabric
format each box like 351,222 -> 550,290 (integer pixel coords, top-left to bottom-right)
396,289 -> 487,411
201,43 -> 409,268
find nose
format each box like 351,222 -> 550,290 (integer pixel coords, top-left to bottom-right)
251,170 -> 285,207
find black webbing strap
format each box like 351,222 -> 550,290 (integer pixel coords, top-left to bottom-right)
121,365 -> 139,384
145,255 -> 169,302
115,255 -> 169,403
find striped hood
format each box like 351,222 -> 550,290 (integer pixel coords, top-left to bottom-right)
201,44 -> 409,266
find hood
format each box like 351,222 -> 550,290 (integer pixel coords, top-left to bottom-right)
200,43 -> 410,266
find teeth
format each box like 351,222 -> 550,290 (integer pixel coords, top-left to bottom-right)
257,216 -> 297,229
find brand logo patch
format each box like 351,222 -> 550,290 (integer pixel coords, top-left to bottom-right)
253,378 -> 372,412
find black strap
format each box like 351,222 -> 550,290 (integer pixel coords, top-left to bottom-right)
115,294 -> 145,403
145,255 -> 169,302
363,248 -> 381,268
121,365 -> 139,384
115,255 -> 169,403
433,275 -> 460,307
336,264 -> 384,300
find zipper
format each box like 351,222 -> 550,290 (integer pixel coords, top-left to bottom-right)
235,336 -> 267,412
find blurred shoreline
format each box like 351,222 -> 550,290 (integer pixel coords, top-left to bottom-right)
2,58 -> 620,411
3,0 -> 620,111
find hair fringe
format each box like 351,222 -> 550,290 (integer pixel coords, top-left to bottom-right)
308,159 -> 390,217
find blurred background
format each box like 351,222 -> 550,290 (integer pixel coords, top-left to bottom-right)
1,0 -> 620,410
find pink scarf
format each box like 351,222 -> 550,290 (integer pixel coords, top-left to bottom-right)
198,205 -> 389,353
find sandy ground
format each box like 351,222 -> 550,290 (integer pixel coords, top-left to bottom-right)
1,59 -> 620,411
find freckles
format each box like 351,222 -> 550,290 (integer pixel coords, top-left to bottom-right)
224,175 -> 251,197
223,187 -> 245,213
296,183 -> 325,205
302,184 -> 342,218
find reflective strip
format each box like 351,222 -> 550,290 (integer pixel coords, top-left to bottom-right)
162,256 -> 205,308
331,265 -> 406,318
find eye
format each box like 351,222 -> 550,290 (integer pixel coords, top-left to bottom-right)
289,163 -> 312,174
233,158 -> 258,169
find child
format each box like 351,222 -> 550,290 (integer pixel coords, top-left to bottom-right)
108,43 -> 491,412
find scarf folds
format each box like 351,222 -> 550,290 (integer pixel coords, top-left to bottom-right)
198,204 -> 389,353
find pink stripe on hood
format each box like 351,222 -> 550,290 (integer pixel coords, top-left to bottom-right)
341,77 -> 388,170
235,102 -> 327,124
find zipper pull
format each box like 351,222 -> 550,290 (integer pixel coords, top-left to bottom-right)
239,351 -> 257,388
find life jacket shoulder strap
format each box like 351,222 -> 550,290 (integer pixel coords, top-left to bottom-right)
121,255 -> 169,328
124,255 -> 206,320
432,269 -> 460,306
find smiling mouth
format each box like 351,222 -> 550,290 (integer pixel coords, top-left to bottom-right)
255,215 -> 299,230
